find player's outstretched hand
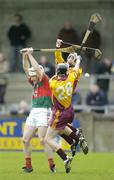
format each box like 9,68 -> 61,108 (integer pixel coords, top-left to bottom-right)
56,39 -> 63,48
20,47 -> 33,54
26,47 -> 34,54
20,48 -> 28,54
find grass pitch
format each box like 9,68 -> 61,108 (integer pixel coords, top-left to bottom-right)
0,151 -> 113,180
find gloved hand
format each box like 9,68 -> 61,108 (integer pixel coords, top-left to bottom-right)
56,39 -> 63,48
20,47 -> 33,54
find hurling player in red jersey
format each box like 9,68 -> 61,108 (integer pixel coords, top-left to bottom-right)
21,48 -> 56,173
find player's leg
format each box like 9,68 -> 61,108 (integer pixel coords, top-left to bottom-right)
22,125 -> 36,172
61,133 -> 77,156
61,120 -> 88,156
62,125 -> 80,148
35,107 -> 56,172
61,107 -> 80,155
22,109 -> 38,172
45,127 -> 72,173
55,106 -> 80,156
62,125 -> 88,155
37,126 -> 56,173
66,124 -> 88,155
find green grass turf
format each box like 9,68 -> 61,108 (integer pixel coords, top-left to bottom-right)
0,152 -> 113,180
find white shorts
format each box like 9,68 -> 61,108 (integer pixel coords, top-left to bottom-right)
26,108 -> 52,127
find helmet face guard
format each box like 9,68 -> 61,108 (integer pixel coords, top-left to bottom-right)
67,53 -> 78,66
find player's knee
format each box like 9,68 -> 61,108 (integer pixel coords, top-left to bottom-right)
44,136 -> 49,145
44,137 -> 47,144
39,138 -> 45,146
22,136 -> 30,145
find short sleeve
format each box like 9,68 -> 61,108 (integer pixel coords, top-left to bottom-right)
49,76 -> 57,89
76,68 -> 83,81
70,68 -> 83,81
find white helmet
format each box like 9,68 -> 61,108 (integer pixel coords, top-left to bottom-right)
39,65 -> 44,71
28,67 -> 37,77
67,52 -> 78,61
28,65 -> 44,77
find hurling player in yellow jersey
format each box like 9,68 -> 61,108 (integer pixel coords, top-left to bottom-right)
54,39 -> 88,157
45,59 -> 83,173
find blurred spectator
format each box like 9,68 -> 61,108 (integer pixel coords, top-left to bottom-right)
10,100 -> 29,116
95,58 -> 112,94
58,21 -> 80,61
39,55 -> 55,78
71,88 -> 82,106
81,29 -> 101,73
72,88 -> 82,113
7,14 -> 31,72
0,53 -> 8,104
86,84 -> 108,106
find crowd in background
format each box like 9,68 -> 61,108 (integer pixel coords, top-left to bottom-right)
0,14 -> 114,111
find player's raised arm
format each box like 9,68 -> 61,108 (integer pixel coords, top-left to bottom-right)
22,49 -> 30,75
74,55 -> 82,71
26,48 -> 44,80
55,39 -> 64,64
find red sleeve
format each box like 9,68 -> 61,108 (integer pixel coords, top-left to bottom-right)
41,74 -> 49,82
